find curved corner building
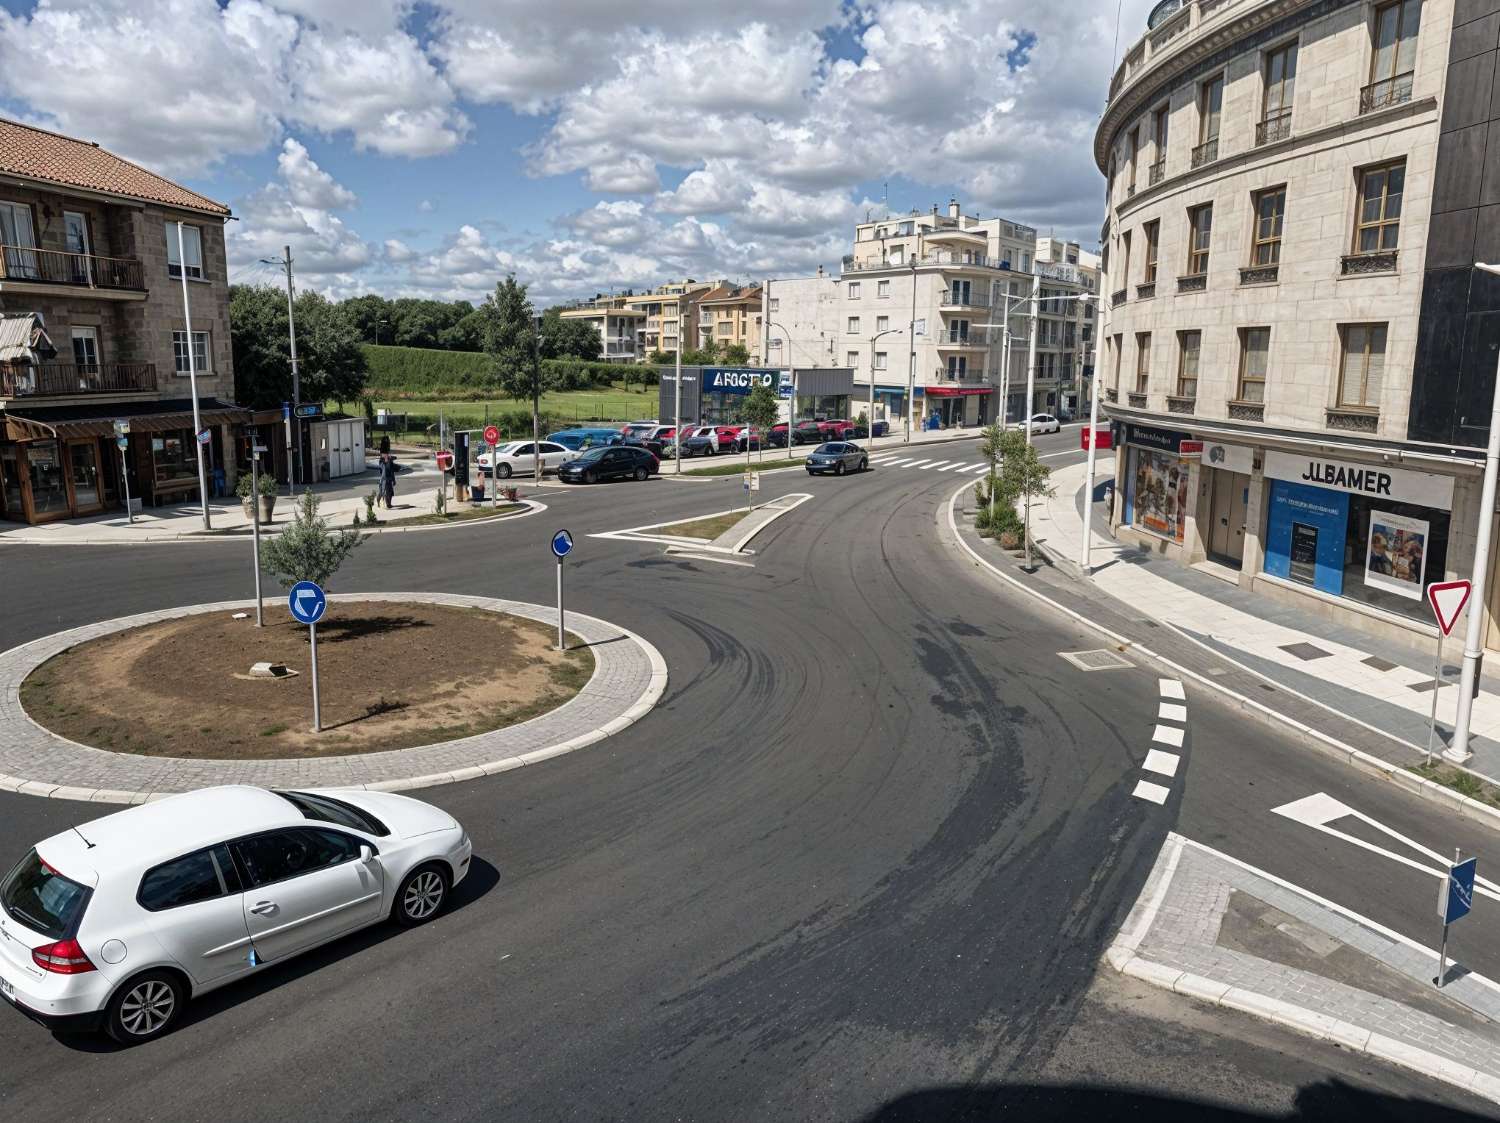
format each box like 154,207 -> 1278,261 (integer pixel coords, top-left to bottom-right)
1095,0 -> 1500,651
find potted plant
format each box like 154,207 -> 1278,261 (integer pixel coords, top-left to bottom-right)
236,471 -> 279,523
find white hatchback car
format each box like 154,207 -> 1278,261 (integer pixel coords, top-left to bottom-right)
1028,413 -> 1061,434
0,785 -> 471,1044
477,440 -> 576,478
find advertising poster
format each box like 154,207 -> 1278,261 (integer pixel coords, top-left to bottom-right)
1364,510 -> 1428,600
1289,523 -> 1319,586
1131,448 -> 1189,543
1263,481 -> 1349,595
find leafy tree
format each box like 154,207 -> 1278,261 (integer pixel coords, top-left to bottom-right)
742,382 -> 779,463
342,293 -> 393,343
259,490 -> 364,590
438,308 -> 486,352
539,307 -> 603,361
481,276 -> 555,479
230,285 -> 369,410
722,342 -> 751,365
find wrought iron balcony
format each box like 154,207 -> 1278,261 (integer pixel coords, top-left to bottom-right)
1148,159 -> 1166,186
1227,400 -> 1265,422
1176,273 -> 1207,293
1326,407 -> 1379,433
1166,394 -> 1196,415
1128,391 -> 1148,409
1191,138 -> 1219,168
1111,288 -> 1129,307
1360,71 -> 1414,115
1135,281 -> 1157,299
1239,264 -> 1279,285
1255,110 -> 1292,147
0,245 -> 145,292
0,361 -> 157,398
1341,250 -> 1398,275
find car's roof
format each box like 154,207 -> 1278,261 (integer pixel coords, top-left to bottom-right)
38,786 -> 296,882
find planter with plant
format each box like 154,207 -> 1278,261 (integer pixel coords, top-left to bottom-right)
236,471 -> 280,523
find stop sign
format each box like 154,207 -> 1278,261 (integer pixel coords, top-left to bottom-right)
483,425 -> 499,446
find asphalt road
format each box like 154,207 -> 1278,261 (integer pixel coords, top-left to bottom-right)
0,426 -> 1496,1121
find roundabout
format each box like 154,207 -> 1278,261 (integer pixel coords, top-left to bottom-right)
0,592 -> 666,802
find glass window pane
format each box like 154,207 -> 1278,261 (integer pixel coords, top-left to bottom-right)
139,850 -> 222,911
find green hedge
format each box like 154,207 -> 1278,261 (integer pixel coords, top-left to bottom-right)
362,344 -> 634,396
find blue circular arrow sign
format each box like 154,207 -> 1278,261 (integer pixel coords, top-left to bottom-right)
288,580 -> 327,624
551,529 -> 574,559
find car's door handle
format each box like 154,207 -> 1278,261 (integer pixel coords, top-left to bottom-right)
249,901 -> 278,916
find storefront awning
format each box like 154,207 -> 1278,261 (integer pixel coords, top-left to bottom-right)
0,313 -> 55,363
924,385 -> 993,398
3,397 -> 250,442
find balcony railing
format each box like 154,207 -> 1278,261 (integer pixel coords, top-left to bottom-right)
0,245 -> 145,291
1326,407 -> 1379,433
1177,273 -> 1207,293
1227,399 -> 1265,422
939,291 -> 992,309
1191,138 -> 1219,168
1360,71 -> 1414,115
1104,387 -> 1118,403
1111,288 -> 1129,307
843,251 -> 1019,274
1166,394 -> 1196,414
1341,250 -> 1398,275
1239,264 -> 1279,285
1255,110 -> 1292,147
1148,159 -> 1166,186
1128,391 -> 1148,409
939,328 -> 996,346
0,361 -> 157,398
1136,281 -> 1157,299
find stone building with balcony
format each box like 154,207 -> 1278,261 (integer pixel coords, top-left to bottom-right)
695,283 -> 764,362
0,117 -> 241,524
768,201 -> 1092,431
1095,0 -> 1500,652
557,295 -> 646,363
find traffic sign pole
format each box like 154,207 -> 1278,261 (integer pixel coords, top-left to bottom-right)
309,620 -> 321,732
1425,581 -> 1473,763
484,425 -> 499,510
551,530 -> 573,651
287,581 -> 327,732
250,442 -> 264,628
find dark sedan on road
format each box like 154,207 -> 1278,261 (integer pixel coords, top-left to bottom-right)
804,442 -> 868,476
557,445 -> 658,484
768,421 -> 826,448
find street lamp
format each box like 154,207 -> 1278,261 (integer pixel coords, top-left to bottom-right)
767,318 -> 796,445
868,327 -> 903,450
905,259 -> 919,443
1446,261 -> 1500,763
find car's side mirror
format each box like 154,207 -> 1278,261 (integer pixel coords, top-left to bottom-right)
359,845 -> 374,864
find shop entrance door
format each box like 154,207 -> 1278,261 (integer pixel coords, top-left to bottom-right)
1207,469 -> 1249,566
67,440 -> 102,513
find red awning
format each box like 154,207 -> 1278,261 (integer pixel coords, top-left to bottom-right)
924,385 -> 993,397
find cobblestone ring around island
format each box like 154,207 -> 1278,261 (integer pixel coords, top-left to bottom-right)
0,592 -> 667,804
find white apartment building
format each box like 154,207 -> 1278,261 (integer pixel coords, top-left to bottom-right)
558,296 -> 645,363
766,201 -> 1093,430
1036,237 -> 1103,416
622,280 -> 717,358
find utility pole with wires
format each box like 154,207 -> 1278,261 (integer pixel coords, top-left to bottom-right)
260,246 -> 302,494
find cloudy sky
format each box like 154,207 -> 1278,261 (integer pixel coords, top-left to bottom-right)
0,0 -> 1157,308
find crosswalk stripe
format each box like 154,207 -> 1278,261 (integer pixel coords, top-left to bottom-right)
906,459 -> 936,469
883,458 -> 915,467
921,460 -> 954,470
937,462 -> 968,471
965,464 -> 990,474
870,455 -> 900,464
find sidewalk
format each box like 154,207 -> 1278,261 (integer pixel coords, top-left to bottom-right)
1110,833 -> 1500,1106
1027,459 -> 1500,783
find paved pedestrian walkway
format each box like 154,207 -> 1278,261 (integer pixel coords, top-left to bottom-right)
1110,833 -> 1500,1105
0,592 -> 666,802
1028,460 -> 1500,783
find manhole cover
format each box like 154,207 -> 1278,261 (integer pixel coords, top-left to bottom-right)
1060,649 -> 1134,671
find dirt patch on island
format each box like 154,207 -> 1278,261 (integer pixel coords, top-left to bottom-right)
21,602 -> 594,759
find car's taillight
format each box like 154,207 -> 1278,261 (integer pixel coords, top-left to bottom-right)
32,938 -> 96,974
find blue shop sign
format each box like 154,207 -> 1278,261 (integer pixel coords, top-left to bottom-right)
703,367 -> 778,395
1264,480 -> 1350,595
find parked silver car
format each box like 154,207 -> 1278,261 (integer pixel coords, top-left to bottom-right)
804,442 -> 868,476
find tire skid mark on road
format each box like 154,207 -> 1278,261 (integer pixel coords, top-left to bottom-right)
1134,678 -> 1186,803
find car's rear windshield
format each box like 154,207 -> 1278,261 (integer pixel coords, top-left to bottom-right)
575,447 -> 607,462
275,791 -> 390,837
1,849 -> 90,940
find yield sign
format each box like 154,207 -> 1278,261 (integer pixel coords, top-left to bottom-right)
1427,580 -> 1471,636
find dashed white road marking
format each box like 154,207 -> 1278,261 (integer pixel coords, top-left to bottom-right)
906,459 -> 937,469
1159,678 -> 1186,700
1158,702 -> 1187,722
937,462 -> 968,471
1133,780 -> 1171,805
884,458 -> 916,467
923,460 -> 957,471
965,464 -> 991,473
1142,749 -> 1181,778
1153,724 -> 1186,749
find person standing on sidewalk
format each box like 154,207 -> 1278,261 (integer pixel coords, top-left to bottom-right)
378,452 -> 397,509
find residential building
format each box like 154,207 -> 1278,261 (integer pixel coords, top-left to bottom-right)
0,117 -> 240,524
1094,0 -> 1500,654
622,279 -> 717,358
769,200 -> 1091,430
558,295 -> 645,363
1035,237 -> 1102,416
695,282 -> 764,361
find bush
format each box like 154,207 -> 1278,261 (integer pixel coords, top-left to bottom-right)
235,471 -> 278,499
259,490 -> 365,590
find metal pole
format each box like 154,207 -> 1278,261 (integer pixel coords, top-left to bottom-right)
532,319 -> 542,486
556,556 -> 565,651
1437,922 -> 1449,988
176,222 -> 212,530
869,335 -> 877,453
309,621 -> 321,732
1436,847 -> 1460,987
283,246 -> 301,494
1449,263 -> 1500,762
675,340 -> 683,475
1426,633 -> 1445,764
1082,346 -> 1103,575
251,446 -> 263,627
1023,274 -> 1041,569
906,260 -> 918,443
119,442 -> 133,524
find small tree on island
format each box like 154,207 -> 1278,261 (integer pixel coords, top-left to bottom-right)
260,490 -> 365,590
742,382 -> 779,464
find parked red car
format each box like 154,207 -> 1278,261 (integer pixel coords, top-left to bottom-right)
818,419 -> 857,440
769,421 -> 825,447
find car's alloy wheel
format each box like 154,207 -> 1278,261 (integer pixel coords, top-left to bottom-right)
583,469 -> 597,484
498,463 -> 512,478
859,458 -> 868,471
634,466 -> 648,481
834,461 -> 845,476
396,866 -> 449,926
107,971 -> 183,1044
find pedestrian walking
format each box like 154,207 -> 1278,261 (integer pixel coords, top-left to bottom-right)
378,452 -> 397,509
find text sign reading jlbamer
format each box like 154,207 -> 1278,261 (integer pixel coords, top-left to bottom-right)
1262,450 -> 1454,511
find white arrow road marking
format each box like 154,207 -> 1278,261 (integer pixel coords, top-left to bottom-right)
1159,702 -> 1187,722
1133,780 -> 1171,804
1153,725 -> 1186,748
1160,678 -> 1186,700
1143,749 -> 1181,778
1271,792 -> 1500,903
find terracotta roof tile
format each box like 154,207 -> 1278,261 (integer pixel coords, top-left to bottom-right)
0,118 -> 230,215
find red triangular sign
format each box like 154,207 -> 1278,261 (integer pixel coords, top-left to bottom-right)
1428,580 -> 1472,636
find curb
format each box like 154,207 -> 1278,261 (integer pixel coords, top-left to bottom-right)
0,593 -> 667,803
942,478 -> 1500,835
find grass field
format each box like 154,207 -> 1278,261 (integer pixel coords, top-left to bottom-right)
344,383 -> 662,444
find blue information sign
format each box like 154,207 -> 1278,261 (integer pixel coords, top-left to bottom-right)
1442,857 -> 1478,925
551,529 -> 573,559
288,580 -> 327,625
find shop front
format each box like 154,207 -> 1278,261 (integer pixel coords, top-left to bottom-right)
1117,422 -> 1198,556
924,385 -> 991,427
1200,439 -> 1255,568
1259,450 -> 1455,623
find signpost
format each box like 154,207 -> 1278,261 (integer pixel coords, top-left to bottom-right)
287,580 -> 327,731
293,403 -> 322,419
250,441 -> 267,627
484,425 -> 500,510
113,420 -> 133,524
1435,851 -> 1478,988
551,529 -> 573,651
1425,580 -> 1472,762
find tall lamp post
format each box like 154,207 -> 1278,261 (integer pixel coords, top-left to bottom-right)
868,327 -> 903,450
176,221 -> 211,530
905,259 -> 919,442
768,319 -> 796,446
1447,262 -> 1500,762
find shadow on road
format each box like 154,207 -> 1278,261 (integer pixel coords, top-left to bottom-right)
51,856 -> 501,1053
861,1080 -> 1496,1121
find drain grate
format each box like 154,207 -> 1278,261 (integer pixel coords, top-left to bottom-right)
1060,649 -> 1134,671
